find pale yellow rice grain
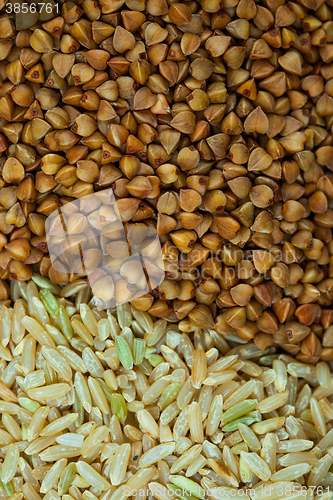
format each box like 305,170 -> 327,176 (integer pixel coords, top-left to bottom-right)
109,443 -> 131,486
191,349 -> 207,389
76,461 -> 111,491
1,442 -> 19,484
188,402 -> 204,444
40,459 -> 68,494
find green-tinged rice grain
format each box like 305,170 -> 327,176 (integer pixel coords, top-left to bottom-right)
39,290 -> 59,319
240,451 -> 271,481
115,336 -> 133,370
31,275 -> 61,294
2,413 -> 21,441
58,307 -> 73,340
222,410 -> 261,432
111,393 -> 127,423
316,362 -> 331,389
270,463 -> 312,481
139,442 -> 175,467
58,463 -> 76,496
22,317 -> 55,348
221,399 -> 257,425
169,476 -> 204,499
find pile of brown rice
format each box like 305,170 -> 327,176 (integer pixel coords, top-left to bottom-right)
0,276 -> 332,500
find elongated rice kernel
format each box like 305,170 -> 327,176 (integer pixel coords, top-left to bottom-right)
31,275 -> 61,294
240,451 -> 271,481
137,409 -> 160,439
238,423 -> 261,452
316,362 -> 331,389
71,318 -> 94,346
273,359 -> 288,392
12,300 -> 26,344
45,325 -> 69,348
109,443 -> 131,486
270,463 -> 312,482
239,456 -> 254,483
58,463 -> 76,495
191,349 -> 207,389
188,402 -> 204,443
158,383 -> 181,411
115,336 -> 133,370
1,443 -> 19,484
125,468 -> 156,496
207,458 -> 239,487
185,454 -> 206,477
310,398 -> 326,437
276,439 -> 314,453
40,414 -> 78,437
42,347 -> 72,382
76,461 -> 111,490
142,377 -> 170,405
40,458 -> 67,494
307,454 -> 332,487
222,399 -> 257,425
31,297 -> 50,326
80,304 -> 98,337
169,475 -> 205,499
55,433 -> 84,447
82,426 -> 109,457
149,482 -> 176,500
170,444 -> 202,474
58,307 -> 73,340
74,372 -> 92,413
257,391 -> 289,413
98,319 -> 110,341
133,338 -> 146,366
251,417 -> 285,434
87,377 -> 109,414
206,395 -> 223,436
111,393 -> 127,423
223,381 -> 255,409
27,406 -> 49,441
2,413 -> 21,441
0,307 -> 11,347
39,290 -> 59,319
